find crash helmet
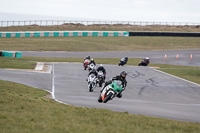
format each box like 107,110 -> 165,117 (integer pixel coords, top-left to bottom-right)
145,57 -> 149,60
91,58 -> 94,62
86,55 -> 90,59
120,71 -> 127,80
99,64 -> 103,67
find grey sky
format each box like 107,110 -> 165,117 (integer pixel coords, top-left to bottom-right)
0,0 -> 200,22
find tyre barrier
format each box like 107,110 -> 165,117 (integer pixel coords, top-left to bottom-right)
129,32 -> 200,37
0,31 -> 129,38
0,51 -> 22,58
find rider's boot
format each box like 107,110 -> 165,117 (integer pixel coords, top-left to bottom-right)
117,92 -> 122,98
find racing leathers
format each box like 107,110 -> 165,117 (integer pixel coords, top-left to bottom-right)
97,66 -> 106,80
100,75 -> 127,98
89,60 -> 96,66
88,69 -> 98,77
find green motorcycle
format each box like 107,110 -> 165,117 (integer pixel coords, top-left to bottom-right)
98,80 -> 122,103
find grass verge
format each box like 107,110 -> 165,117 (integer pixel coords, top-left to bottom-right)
0,37 -> 200,51
0,80 -> 200,133
158,68 -> 200,85
1,25 -> 200,32
0,57 -> 36,69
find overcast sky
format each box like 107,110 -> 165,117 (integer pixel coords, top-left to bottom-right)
0,0 -> 200,22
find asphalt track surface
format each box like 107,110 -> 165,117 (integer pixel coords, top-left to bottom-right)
22,49 -> 200,67
1,62 -> 200,122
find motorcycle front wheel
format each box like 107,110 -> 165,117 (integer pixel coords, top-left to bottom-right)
103,93 -> 113,103
89,84 -> 93,92
98,95 -> 103,103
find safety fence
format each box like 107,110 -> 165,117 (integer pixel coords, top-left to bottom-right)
0,31 -> 129,37
1,20 -> 200,27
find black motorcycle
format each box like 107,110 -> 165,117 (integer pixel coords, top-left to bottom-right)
118,57 -> 128,66
138,58 -> 150,66
97,71 -> 105,87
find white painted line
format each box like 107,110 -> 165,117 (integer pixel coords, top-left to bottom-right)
35,62 -> 44,71
52,62 -> 55,99
50,62 -> 68,105
54,99 -> 69,105
154,69 -> 200,87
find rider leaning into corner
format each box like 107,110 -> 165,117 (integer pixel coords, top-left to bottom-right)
100,71 -> 127,98
143,57 -> 150,63
89,58 -> 96,65
88,68 -> 98,77
83,55 -> 90,61
97,64 -> 106,79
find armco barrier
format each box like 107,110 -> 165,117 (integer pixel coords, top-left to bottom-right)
129,32 -> 200,37
0,31 -> 129,38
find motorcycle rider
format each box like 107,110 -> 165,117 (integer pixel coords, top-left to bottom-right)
141,57 -> 150,65
100,71 -> 127,98
143,57 -> 150,64
88,68 -> 98,77
97,64 -> 106,80
83,55 -> 90,61
119,56 -> 128,66
83,55 -> 91,70
89,58 -> 96,66
124,57 -> 128,62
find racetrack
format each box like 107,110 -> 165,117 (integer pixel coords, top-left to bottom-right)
1,62 -> 200,122
22,49 -> 200,67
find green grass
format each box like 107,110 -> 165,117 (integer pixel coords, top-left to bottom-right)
0,80 -> 200,133
0,37 -> 200,51
159,68 -> 200,84
0,57 -> 36,69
